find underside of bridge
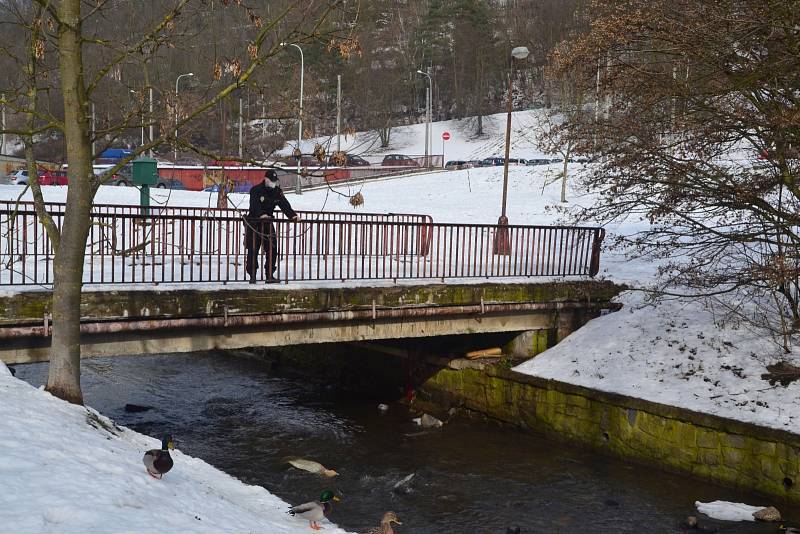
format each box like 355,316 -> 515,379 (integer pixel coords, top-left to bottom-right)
0,281 -> 623,365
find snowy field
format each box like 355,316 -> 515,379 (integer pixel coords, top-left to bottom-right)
0,364 -> 351,533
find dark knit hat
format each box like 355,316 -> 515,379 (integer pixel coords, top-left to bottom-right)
265,169 -> 279,182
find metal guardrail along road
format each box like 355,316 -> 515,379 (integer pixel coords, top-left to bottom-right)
0,201 -> 604,286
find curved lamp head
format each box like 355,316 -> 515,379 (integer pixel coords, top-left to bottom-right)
511,46 -> 530,60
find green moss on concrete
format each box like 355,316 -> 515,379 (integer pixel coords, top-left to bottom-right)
0,281 -> 623,324
419,362 -> 800,504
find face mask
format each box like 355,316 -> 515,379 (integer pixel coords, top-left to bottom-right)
265,180 -> 277,189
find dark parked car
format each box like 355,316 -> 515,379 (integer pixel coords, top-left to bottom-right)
381,154 -> 419,167
480,157 -> 505,167
276,155 -> 322,167
203,180 -> 252,193
157,178 -> 186,190
328,153 -> 370,167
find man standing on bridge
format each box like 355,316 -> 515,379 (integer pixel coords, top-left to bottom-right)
246,169 -> 300,284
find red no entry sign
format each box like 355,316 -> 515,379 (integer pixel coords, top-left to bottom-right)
442,131 -> 451,141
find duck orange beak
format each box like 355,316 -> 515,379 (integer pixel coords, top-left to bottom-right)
333,496 -> 341,502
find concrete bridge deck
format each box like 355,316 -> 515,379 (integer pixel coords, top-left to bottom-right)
0,281 -> 623,365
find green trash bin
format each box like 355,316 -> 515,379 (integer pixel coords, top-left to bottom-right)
132,157 -> 158,215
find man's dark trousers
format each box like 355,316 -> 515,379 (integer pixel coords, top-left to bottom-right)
245,219 -> 278,281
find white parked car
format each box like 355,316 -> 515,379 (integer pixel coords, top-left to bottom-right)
8,170 -> 30,185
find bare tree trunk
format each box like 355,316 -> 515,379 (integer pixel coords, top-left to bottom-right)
47,0 -> 93,405
561,143 -> 570,203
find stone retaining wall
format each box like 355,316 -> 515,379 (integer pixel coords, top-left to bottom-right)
419,361 -> 800,503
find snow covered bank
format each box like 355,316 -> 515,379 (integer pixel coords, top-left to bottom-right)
0,362 -> 350,533
514,291 -> 800,433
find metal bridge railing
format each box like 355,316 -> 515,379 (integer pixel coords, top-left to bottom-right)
0,202 -> 603,286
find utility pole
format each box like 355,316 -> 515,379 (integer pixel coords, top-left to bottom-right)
238,95 -> 243,159
148,87 -> 153,158
427,67 -> 432,166
417,69 -> 431,167
336,74 -> 342,153
91,102 -> 96,157
280,42 -> 304,195
1,93 -> 5,155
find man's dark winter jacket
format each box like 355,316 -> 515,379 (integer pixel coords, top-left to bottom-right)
248,181 -> 297,220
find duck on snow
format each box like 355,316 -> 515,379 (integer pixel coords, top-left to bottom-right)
142,434 -> 174,479
288,489 -> 340,530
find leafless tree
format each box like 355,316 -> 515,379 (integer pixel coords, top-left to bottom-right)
0,0 -> 343,403
553,0 -> 800,348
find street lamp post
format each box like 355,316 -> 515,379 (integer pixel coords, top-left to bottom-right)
281,42 -> 304,195
416,70 -> 432,167
493,46 -> 529,255
148,87 -> 154,158
1,93 -> 5,155
174,72 -> 194,161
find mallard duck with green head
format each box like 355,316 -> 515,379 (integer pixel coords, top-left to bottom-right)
143,434 -> 174,479
365,511 -> 402,534
288,489 -> 340,530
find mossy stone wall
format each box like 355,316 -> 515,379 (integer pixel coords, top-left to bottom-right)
420,363 -> 800,503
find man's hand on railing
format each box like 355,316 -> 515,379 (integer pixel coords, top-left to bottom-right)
292,215 -> 301,222
259,214 -> 269,219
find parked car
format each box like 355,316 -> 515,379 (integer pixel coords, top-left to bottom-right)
277,155 -> 322,167
203,180 -> 252,193
445,160 -> 473,170
38,169 -> 68,185
328,153 -> 370,167
8,168 -> 68,186
156,178 -> 186,190
381,154 -> 419,167
480,157 -> 505,167
8,169 -> 30,185
465,160 -> 483,168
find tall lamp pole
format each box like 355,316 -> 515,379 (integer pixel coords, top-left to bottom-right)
281,42 -> 304,195
1,93 -> 5,155
174,72 -> 194,162
148,87 -> 154,158
416,69 -> 432,167
494,46 -> 529,255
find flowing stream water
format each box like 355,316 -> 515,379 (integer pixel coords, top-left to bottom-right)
16,351 -> 800,533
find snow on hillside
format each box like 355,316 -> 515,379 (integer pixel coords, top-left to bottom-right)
282,110 -> 552,163
0,363 -> 351,533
